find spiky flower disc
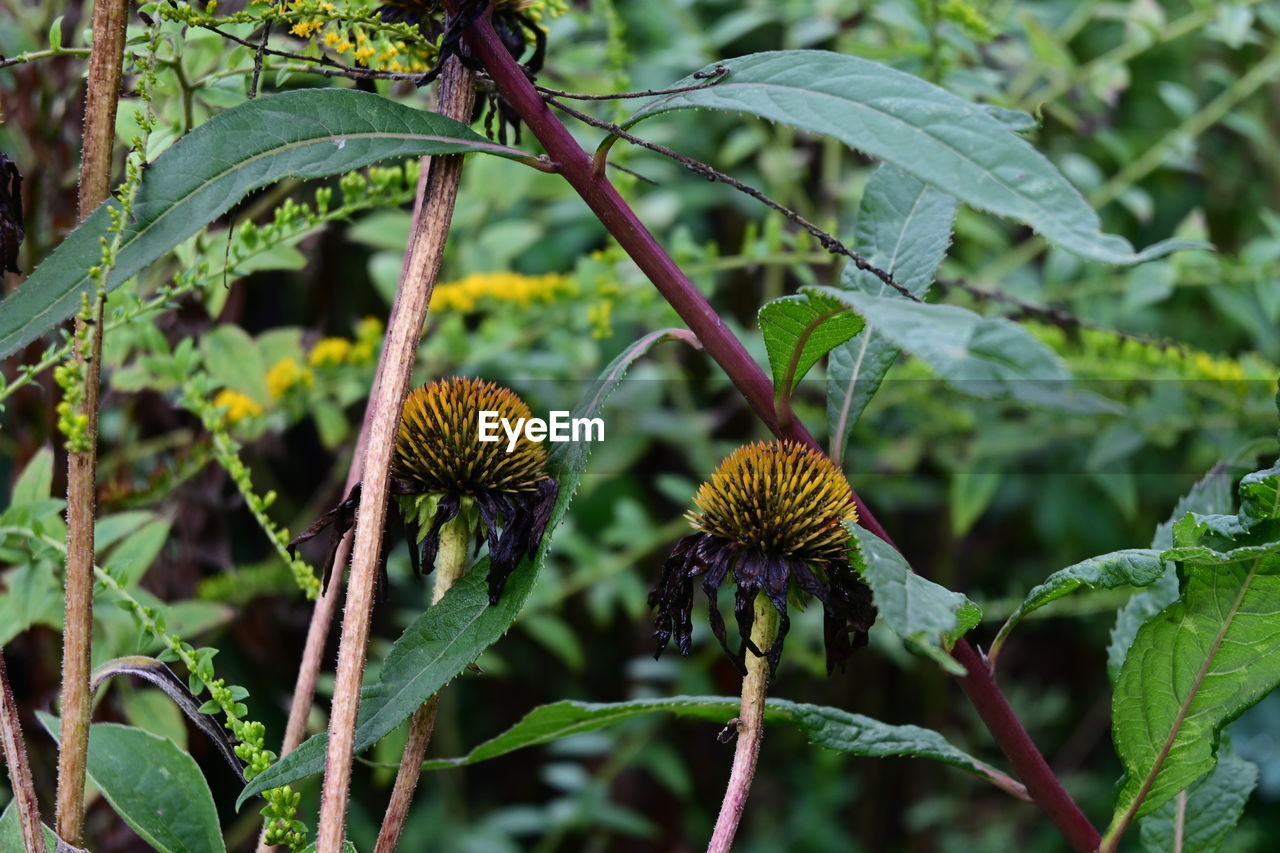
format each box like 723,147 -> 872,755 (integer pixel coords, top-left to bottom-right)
690,441 -> 857,563
649,440 -> 874,675
393,377 -> 548,496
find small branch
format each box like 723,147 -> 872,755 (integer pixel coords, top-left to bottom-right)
0,652 -> 44,853
532,65 -> 729,100
373,512 -> 471,853
57,0 -> 129,843
315,56 -> 475,853
0,46 -> 92,69
708,594 -> 778,853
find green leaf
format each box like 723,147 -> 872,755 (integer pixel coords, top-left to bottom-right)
8,447 -> 54,509
758,292 -> 864,392
0,89 -> 529,359
0,801 -> 58,853
40,714 -> 226,853
623,52 -> 1205,264
418,696 -> 1023,797
990,549 -> 1166,664
201,325 -> 269,405
94,510 -> 157,552
848,524 -> 980,676
1108,562 -> 1280,829
1138,738 -> 1257,853
103,518 -> 171,587
238,329 -> 699,808
949,468 -> 1001,536
1108,458 -> 1244,682
814,286 -> 1114,413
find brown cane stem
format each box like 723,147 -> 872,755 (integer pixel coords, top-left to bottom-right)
0,652 -> 44,853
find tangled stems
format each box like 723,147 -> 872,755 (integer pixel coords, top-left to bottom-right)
446,6 -> 1100,850
708,594 -> 778,853
373,510 -> 472,853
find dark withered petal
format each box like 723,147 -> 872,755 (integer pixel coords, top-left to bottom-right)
0,154 -> 25,275
649,533 -> 705,658
823,565 -> 876,675
475,476 -> 559,604
287,482 -> 362,591
416,493 -> 461,575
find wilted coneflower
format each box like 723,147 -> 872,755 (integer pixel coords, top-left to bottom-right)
650,440 -> 875,674
289,377 -> 558,603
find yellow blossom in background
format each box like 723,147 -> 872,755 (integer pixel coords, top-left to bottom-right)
214,389 -> 264,424
266,357 -> 313,400
347,316 -> 383,365
354,45 -> 376,65
430,272 -> 575,313
290,18 -> 323,37
309,337 -> 353,368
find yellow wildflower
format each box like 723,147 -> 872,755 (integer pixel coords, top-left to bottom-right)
348,317 -> 383,365
266,357 -> 313,400
214,389 -> 264,424
334,39 -> 352,54
429,272 -> 574,313
290,19 -> 323,38
309,337 -> 352,368
323,31 -> 340,46
354,45 -> 376,66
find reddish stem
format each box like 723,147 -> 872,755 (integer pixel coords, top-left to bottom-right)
449,7 -> 1098,852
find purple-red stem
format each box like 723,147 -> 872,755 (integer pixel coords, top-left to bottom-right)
451,8 -> 1099,852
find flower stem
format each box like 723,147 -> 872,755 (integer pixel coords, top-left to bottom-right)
373,510 -> 472,853
314,55 -> 475,853
0,651 -> 44,853
708,594 -> 778,853
57,0 -> 129,843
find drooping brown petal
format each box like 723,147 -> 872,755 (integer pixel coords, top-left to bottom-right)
0,154 -> 25,275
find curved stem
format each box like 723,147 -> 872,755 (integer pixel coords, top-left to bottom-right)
0,652 -> 44,853
373,511 -> 471,853
708,595 -> 778,853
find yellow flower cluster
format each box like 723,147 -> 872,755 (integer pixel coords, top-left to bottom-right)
430,272 -> 575,313
350,316 -> 383,364
214,389 -> 265,424
266,357 -> 314,400
308,337 -> 352,368
1031,323 -> 1272,384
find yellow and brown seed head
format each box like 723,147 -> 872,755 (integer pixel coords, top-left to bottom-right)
690,440 -> 857,562
393,377 -> 548,496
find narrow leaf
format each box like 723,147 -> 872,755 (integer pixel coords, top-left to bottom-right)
624,52 -> 1206,264
758,292 -> 863,391
8,447 -> 54,509
1138,738 -> 1257,853
239,329 -> 699,807
849,523 -> 980,675
40,715 -> 226,853
0,89 -> 528,359
417,695 -> 1026,799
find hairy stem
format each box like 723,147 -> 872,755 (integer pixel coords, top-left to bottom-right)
373,511 -> 472,853
450,8 -> 1099,850
708,595 -> 778,853
315,56 -> 475,853
57,0 -> 129,843
0,652 -> 44,853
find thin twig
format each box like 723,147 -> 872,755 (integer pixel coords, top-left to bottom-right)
248,22 -> 272,99
57,0 -> 129,843
373,513 -> 471,853
315,55 -> 476,853
532,64 -> 730,100
0,652 -> 44,853
545,95 -> 919,302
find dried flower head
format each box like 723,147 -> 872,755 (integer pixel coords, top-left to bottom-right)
650,441 -> 875,674
289,377 -> 557,603
0,154 -> 25,275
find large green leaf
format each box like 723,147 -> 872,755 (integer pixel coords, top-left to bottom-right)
40,714 -> 225,853
1138,738 -> 1257,853
990,549 -> 1167,663
416,695 -> 1024,796
623,51 -> 1204,264
848,524 -> 980,676
758,292 -> 863,392
240,329 -> 697,807
826,166 -> 956,459
1108,462 -> 1280,832
0,89 -> 528,359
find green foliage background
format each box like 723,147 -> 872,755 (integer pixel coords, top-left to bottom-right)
3,0 -> 1280,850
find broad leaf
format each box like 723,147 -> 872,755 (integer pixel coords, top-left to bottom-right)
1138,738 -> 1257,853
8,447 -> 54,510
240,329 -> 698,807
814,286 -> 1115,412
990,549 -> 1167,663
417,695 -> 1025,798
826,166 -> 955,460
40,715 -> 225,853
0,89 -> 529,359
624,52 -> 1204,264
758,292 -> 863,392
1109,462 -> 1280,830
848,523 -> 980,675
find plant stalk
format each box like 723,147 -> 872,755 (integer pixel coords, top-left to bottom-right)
449,9 -> 1100,850
373,511 -> 471,853
315,56 -> 475,853
57,0 -> 129,843
0,652 -> 44,853
707,594 -> 778,853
